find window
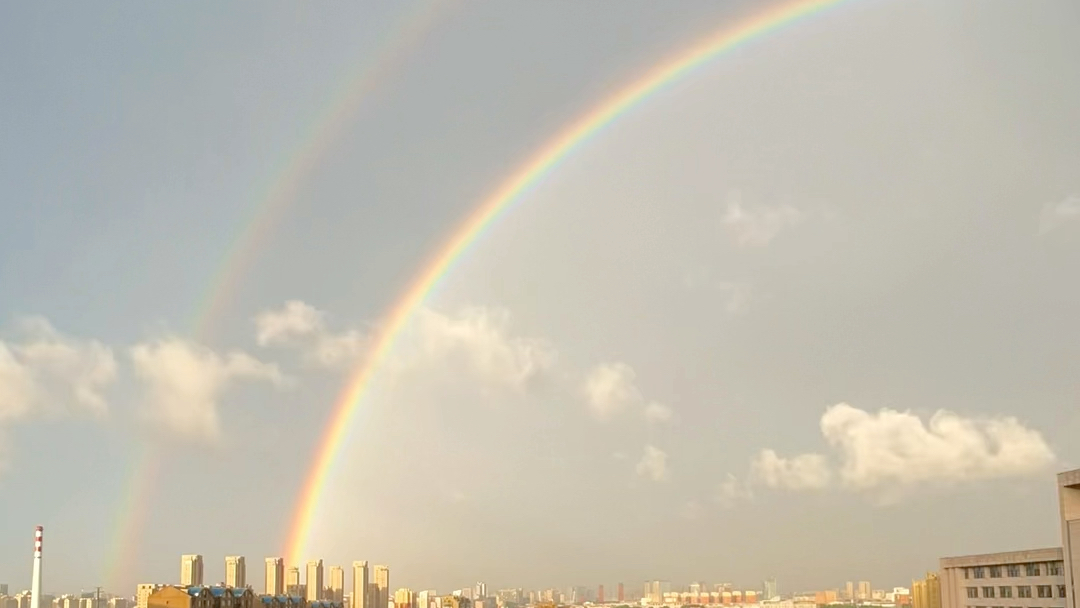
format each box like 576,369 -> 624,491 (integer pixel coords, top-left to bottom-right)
1048,562 -> 1063,576
990,567 -> 1002,578
999,588 -> 1012,599
1037,586 -> 1053,599
965,568 -> 971,580
984,588 -> 996,599
975,568 -> 986,579
968,589 -> 979,599
1026,564 -> 1040,577
1007,565 -> 1021,578
1058,586 -> 1067,598
1018,587 -> 1032,599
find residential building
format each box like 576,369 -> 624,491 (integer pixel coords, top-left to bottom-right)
913,575 -> 941,608
266,559 -> 285,596
940,548 -> 1066,608
618,584 -> 625,603
352,563 -> 369,608
1061,469 -> 1080,608
858,582 -> 871,601
286,568 -> 303,598
181,556 -> 205,586
394,590 -> 413,608
764,580 -> 778,602
226,557 -> 247,589
845,584 -> 855,602
329,568 -> 344,604
375,567 -> 390,608
307,561 -> 325,603
138,587 -> 165,608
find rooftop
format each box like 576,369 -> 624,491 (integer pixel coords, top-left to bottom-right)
940,546 -> 1063,568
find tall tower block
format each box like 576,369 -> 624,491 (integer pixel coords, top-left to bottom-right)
30,526 -> 43,608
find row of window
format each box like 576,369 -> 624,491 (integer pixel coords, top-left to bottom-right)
965,586 -> 1067,599
965,562 -> 1065,579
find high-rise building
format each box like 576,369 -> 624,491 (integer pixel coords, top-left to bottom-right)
375,566 -> 390,608
598,586 -> 604,605
135,586 -> 161,608
474,585 -> 486,601
857,582 -> 871,602
617,584 -> 624,603
353,562 -> 370,608
845,583 -> 854,602
763,579 -> 778,601
307,560 -> 325,602
394,589 -> 414,608
266,558 -> 285,596
180,555 -> 204,586
225,556 -> 246,589
330,567 -> 345,603
1061,468 -> 1080,608
287,567 -> 302,597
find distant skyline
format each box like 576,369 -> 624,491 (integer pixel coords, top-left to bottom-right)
2,0 -> 1080,597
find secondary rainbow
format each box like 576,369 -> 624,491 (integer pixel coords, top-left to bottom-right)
284,0 -> 855,565
101,1 -> 449,591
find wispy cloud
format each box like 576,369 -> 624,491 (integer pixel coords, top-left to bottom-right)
722,195 -> 803,247
255,300 -> 366,369
636,444 -> 669,481
1038,194 -> 1080,234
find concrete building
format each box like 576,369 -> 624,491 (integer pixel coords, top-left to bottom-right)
307,561 -> 325,603
286,568 -> 303,598
328,568 -> 344,604
266,559 -> 285,596
858,582 -> 871,602
226,557 -> 247,589
913,573 -> 941,608
182,556 -> 205,587
940,547 -> 1066,608
374,567 -> 389,608
1060,469 -> 1079,608
352,563 -> 369,608
393,590 -> 413,608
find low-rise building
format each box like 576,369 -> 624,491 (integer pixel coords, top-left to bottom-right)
939,548 -> 1067,608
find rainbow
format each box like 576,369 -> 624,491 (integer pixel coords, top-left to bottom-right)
283,0 -> 854,565
102,0 -> 450,591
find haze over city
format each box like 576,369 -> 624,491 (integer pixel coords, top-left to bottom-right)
2,0 -> 1080,602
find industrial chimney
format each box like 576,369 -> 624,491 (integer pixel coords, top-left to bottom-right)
30,526 -> 42,608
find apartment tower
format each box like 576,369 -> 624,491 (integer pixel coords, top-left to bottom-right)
225,556 -> 246,589
265,558 -> 285,596
330,566 -> 345,603
180,555 -> 204,586
286,567 -> 302,597
306,560 -> 325,602
352,562 -> 370,608
375,566 -> 390,608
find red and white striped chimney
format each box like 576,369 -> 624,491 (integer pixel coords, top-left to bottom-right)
30,526 -> 43,608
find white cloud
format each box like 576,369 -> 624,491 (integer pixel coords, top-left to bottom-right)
1038,194 -> 1080,234
406,307 -> 557,392
742,403 -> 1055,499
583,362 -> 641,420
820,403 -> 1055,490
644,401 -> 673,424
715,473 -> 754,508
751,449 -> 832,490
130,337 -> 285,441
255,300 -> 366,368
722,197 -> 803,246
636,444 -> 668,481
0,317 -> 117,422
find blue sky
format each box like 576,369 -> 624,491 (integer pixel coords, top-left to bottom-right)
2,0 -> 1080,598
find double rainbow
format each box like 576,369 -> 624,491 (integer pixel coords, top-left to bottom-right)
283,0 -> 853,565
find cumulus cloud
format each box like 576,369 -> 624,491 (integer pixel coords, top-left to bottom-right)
722,197 -> 803,246
644,401 -> 674,424
130,338 -> 285,441
819,403 -> 1055,490
583,362 -> 641,419
405,307 -> 557,392
1038,194 -> 1080,234
255,300 -> 366,368
0,317 -> 117,422
751,449 -> 832,490
636,444 -> 668,481
740,403 -> 1054,499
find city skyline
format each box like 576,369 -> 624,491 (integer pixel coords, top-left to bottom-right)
2,0 -> 1080,597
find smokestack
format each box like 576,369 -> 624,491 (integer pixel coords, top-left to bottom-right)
31,526 -> 43,608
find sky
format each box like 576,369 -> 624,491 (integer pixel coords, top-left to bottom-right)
2,0 -> 1080,598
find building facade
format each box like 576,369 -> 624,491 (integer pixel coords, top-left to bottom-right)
1060,470 -> 1079,608
181,556 -> 205,587
226,558 -> 247,589
306,562 -> 324,603
329,568 -> 344,604
266,559 -> 285,596
913,573 -> 941,608
940,548 -> 1067,608
374,567 -> 389,608
352,563 -> 369,608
